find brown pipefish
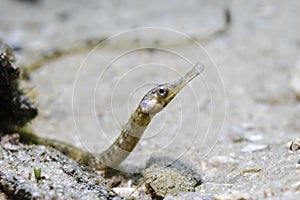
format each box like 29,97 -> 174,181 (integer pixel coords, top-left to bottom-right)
91,63 -> 204,170
1,40 -> 204,170
15,62 -> 203,170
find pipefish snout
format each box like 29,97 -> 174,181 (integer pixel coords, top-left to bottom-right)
92,63 -> 204,170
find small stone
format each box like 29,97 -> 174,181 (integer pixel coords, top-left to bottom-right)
143,156 -> 202,199
228,125 -> 244,142
214,193 -> 251,200
292,181 -> 300,191
290,138 -> 300,151
0,133 -> 20,145
271,180 -> 283,188
112,187 -> 136,198
244,132 -> 263,142
0,133 -> 20,151
209,156 -> 237,167
241,144 -> 268,152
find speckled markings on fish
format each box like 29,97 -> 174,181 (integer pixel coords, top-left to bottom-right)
91,63 -> 204,170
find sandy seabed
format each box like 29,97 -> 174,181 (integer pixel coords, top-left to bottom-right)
1,0 -> 300,199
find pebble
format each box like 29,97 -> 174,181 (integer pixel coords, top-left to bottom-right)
209,156 -> 237,167
244,132 -> 263,142
112,187 -> 136,199
290,60 -> 300,100
230,124 -> 264,143
292,181 -> 300,190
271,180 -> 283,188
289,137 -> 300,151
214,193 -> 251,200
228,125 -> 244,142
142,156 -> 202,199
241,144 -> 268,152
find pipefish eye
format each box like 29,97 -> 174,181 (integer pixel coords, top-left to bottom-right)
156,86 -> 168,97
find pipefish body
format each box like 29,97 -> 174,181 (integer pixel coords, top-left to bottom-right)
91,63 -> 203,170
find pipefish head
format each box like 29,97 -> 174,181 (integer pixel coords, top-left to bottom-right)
139,63 -> 204,116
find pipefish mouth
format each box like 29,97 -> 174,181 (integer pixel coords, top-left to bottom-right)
91,63 -> 204,170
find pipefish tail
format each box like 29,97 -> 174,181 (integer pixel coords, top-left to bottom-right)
91,63 -> 204,170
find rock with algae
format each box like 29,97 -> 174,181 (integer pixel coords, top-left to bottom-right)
0,41 -> 37,130
0,134 -> 120,200
142,156 -> 202,199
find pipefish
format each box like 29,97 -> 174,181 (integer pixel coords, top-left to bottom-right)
1,40 -> 204,170
17,63 -> 203,170
91,63 -> 203,170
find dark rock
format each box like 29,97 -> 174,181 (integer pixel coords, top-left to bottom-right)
0,41 -> 37,130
